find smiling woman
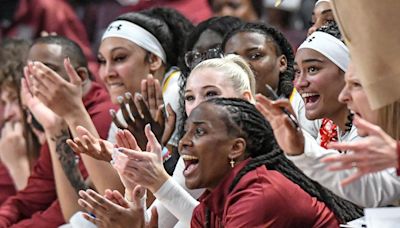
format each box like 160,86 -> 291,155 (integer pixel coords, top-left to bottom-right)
185,98 -> 362,227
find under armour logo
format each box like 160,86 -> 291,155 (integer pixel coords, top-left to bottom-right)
308,36 -> 316,42
108,24 -> 122,31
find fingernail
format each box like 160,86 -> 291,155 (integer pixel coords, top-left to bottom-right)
146,123 -> 151,130
125,92 -> 132,99
117,96 -> 123,104
109,109 -> 115,116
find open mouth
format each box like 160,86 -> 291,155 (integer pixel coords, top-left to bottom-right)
302,92 -> 320,108
182,154 -> 199,177
108,82 -> 124,89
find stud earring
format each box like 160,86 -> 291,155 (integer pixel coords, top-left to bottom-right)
230,159 -> 235,168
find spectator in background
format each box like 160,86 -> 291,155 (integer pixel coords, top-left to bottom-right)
263,0 -> 306,49
207,0 -> 263,22
0,0 -> 99,78
0,39 -> 44,204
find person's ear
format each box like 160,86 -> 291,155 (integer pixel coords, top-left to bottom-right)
242,90 -> 254,103
277,54 -> 287,73
228,138 -> 246,161
148,53 -> 163,73
75,66 -> 89,82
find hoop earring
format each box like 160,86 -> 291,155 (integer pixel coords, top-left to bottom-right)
230,159 -> 235,168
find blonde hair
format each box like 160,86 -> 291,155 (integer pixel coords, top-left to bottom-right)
191,54 -> 256,96
377,100 -> 400,140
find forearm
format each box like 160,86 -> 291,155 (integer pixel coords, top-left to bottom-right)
65,107 -> 124,194
7,160 -> 30,190
46,126 -> 86,221
153,178 -> 200,226
287,131 -> 400,207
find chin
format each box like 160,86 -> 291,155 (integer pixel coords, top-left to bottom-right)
185,179 -> 199,190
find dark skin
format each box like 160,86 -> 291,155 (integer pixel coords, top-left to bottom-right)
210,0 -> 259,22
192,29 -> 223,53
179,102 -> 246,190
224,31 -> 287,95
308,2 -> 335,36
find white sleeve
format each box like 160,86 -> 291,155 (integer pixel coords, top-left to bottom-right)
146,158 -> 204,227
286,130 -> 400,207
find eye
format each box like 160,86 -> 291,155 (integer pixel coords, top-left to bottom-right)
114,55 -> 126,62
205,90 -> 219,98
184,95 -> 195,102
97,57 -> 106,65
293,67 -> 301,78
195,127 -> 205,136
307,66 -> 319,74
227,2 -> 240,10
248,52 -> 263,61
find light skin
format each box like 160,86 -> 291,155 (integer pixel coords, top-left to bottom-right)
308,1 -> 334,36
210,0 -> 258,22
294,48 -> 348,130
0,87 -> 30,190
337,62 -> 378,136
179,103 -> 246,190
185,67 -> 250,115
98,37 -> 164,104
321,62 -> 398,185
224,31 -> 287,94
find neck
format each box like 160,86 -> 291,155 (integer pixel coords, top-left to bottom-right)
327,106 -> 350,132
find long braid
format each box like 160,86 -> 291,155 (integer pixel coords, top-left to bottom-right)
208,98 -> 363,223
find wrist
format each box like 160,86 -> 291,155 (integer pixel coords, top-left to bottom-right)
149,172 -> 170,193
63,103 -> 87,121
124,188 -> 133,202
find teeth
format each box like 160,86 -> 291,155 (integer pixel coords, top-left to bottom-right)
182,155 -> 199,161
301,92 -> 319,98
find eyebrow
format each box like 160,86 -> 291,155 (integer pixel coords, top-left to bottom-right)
301,58 -> 324,64
321,9 -> 333,15
185,85 -> 219,93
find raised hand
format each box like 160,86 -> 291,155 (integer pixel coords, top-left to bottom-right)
66,126 -> 114,162
322,116 -> 398,186
27,58 -> 85,119
0,121 -> 27,169
78,186 -> 147,228
111,74 -> 176,150
21,73 -> 64,132
113,125 -> 170,193
255,94 -> 304,155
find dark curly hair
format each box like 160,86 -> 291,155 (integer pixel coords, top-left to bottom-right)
316,20 -> 344,43
222,22 -> 295,99
117,7 -> 194,70
201,98 -> 363,225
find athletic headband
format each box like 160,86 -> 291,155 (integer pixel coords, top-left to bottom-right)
315,0 -> 331,6
102,20 -> 167,63
298,31 -> 349,72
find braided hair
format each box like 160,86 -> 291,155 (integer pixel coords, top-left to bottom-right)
205,97 -> 363,223
221,22 -> 295,99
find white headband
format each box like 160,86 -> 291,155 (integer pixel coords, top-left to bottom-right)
315,0 -> 331,6
298,31 -> 349,72
102,20 -> 167,63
